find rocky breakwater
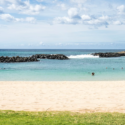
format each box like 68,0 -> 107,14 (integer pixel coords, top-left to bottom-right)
0,54 -> 69,63
92,51 -> 125,58
32,54 -> 69,60
0,56 -> 39,63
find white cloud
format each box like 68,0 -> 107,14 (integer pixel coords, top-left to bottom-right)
113,21 -> 122,25
55,15 -> 109,28
0,0 -> 125,29
0,0 -> 24,5
57,4 -> 67,10
86,19 -> 108,28
0,0 -> 46,15
0,6 -> 3,13
54,8 -> 109,28
8,1 -> 45,15
81,15 -> 91,20
99,15 -> 109,20
23,4 -> 45,15
117,5 -> 125,14
0,14 -> 16,22
1,0 -> 45,15
68,8 -> 78,17
70,0 -> 87,9
25,17 -> 36,23
54,17 -> 75,24
70,0 -> 87,4
68,8 -> 80,19
0,13 -> 36,23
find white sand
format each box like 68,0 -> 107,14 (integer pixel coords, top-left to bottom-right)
0,81 -> 125,113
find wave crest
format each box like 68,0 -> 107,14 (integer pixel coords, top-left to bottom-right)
68,54 -> 99,59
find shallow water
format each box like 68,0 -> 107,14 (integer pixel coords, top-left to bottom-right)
0,49 -> 125,81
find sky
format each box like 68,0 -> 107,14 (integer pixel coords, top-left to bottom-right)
0,0 -> 125,49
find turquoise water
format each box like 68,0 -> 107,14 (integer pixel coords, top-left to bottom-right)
0,49 -> 125,81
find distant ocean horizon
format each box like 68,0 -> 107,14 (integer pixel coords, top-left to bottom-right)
0,49 -> 125,81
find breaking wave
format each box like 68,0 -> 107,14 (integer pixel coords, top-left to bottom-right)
68,54 -> 99,59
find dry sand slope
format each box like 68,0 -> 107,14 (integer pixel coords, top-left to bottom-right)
0,81 -> 125,113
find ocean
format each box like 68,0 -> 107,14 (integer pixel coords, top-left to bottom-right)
0,49 -> 125,81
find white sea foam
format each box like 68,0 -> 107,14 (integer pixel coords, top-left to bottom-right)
68,54 -> 99,59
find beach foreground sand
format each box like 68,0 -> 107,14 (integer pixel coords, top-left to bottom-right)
0,81 -> 125,113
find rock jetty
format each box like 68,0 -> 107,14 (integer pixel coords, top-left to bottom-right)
0,56 -> 39,63
32,54 -> 69,60
0,54 -> 69,63
92,51 -> 125,58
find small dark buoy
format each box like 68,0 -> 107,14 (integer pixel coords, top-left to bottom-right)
113,68 -> 114,70
92,72 -> 95,76
106,67 -> 107,69
122,67 -> 123,69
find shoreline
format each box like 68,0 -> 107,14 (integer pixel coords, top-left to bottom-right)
0,81 -> 125,113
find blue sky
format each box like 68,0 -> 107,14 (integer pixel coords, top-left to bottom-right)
0,0 -> 125,49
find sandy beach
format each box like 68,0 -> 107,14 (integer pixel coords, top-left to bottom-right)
0,81 -> 125,113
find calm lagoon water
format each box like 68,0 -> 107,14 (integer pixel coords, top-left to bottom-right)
0,49 -> 125,81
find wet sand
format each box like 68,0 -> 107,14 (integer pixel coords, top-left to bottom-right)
0,81 -> 125,113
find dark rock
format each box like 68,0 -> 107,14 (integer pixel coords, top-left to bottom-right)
31,54 -> 69,60
92,52 -> 125,58
0,54 -> 68,63
0,56 -> 39,63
